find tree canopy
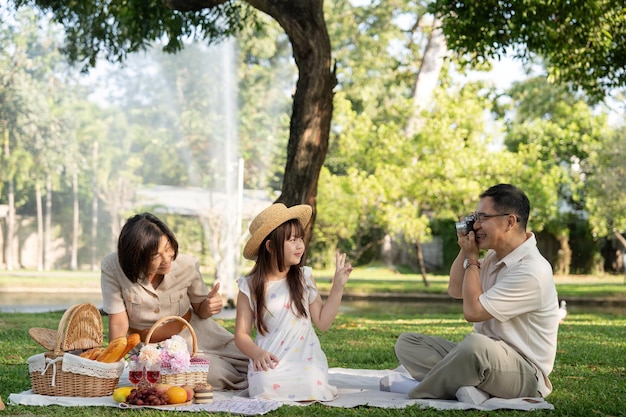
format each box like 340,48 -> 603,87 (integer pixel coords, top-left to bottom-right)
429,0 -> 626,102
12,0 -> 251,67
10,0 -> 336,241
3,1 -> 626,276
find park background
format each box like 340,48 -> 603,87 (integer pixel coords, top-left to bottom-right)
1,3 -> 625,416
2,2 -> 626,304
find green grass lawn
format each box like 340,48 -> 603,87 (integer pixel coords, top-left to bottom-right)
1,307 -> 625,416
2,267 -> 625,299
1,268 -> 624,416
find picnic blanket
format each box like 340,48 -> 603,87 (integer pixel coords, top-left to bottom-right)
8,366 -> 553,414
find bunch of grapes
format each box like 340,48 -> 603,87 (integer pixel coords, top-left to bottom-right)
125,387 -> 169,406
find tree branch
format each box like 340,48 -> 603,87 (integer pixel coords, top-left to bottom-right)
161,0 -> 228,12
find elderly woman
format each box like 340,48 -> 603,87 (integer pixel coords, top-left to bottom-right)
101,212 -> 248,390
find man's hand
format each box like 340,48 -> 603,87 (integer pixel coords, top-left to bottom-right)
458,231 -> 479,260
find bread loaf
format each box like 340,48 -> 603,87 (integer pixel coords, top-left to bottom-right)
80,347 -> 97,359
118,333 -> 141,361
96,336 -> 127,363
89,347 -> 105,360
79,346 -> 104,360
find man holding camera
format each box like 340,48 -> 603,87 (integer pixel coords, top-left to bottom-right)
394,183 -> 559,400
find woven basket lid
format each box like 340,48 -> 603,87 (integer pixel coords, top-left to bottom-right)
28,328 -> 57,351
29,303 -> 103,352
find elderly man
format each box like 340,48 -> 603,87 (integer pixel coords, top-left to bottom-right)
395,183 -> 559,400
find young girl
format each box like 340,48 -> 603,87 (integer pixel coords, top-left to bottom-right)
234,203 -> 353,401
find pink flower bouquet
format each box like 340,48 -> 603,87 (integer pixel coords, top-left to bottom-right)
158,335 -> 191,373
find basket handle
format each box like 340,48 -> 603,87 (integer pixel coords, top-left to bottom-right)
52,304 -> 82,354
144,315 -> 198,355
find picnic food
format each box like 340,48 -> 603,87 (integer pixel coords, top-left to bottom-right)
154,383 -> 173,395
96,336 -> 127,363
166,386 -> 187,404
181,384 -> 194,401
78,333 -> 139,362
112,386 -> 133,403
121,333 -> 141,358
79,347 -> 104,360
193,383 -> 213,404
126,386 -> 169,406
28,303 -> 124,397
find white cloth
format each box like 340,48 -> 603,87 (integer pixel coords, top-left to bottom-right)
28,353 -> 124,381
237,267 -> 337,401
9,367 -> 553,412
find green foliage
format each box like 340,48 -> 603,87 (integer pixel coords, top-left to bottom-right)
12,0 -> 255,68
429,0 -> 626,102
237,13 -> 293,190
498,77 -> 612,271
568,218 -> 602,274
585,126 -> 626,236
2,0 -> 625,277
430,218 -> 460,271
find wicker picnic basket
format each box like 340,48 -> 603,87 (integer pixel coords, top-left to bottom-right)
27,303 -> 125,397
145,315 -> 210,386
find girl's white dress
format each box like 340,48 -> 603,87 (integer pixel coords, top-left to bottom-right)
237,266 -> 338,401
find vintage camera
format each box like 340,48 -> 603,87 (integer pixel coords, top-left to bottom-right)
455,215 -> 476,236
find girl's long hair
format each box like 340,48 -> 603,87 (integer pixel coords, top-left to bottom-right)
247,219 -> 307,335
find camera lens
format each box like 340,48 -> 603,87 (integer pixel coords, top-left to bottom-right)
455,221 -> 469,235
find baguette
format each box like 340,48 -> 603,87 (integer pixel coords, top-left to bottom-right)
89,347 -> 105,360
96,336 -> 127,363
117,333 -> 141,361
79,348 -> 93,358
79,347 -> 104,360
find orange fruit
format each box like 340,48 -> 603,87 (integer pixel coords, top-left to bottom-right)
166,386 -> 188,404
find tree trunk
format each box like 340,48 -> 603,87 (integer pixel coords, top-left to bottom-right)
555,234 -> 572,275
406,16 -> 446,278
36,181 -> 44,271
415,241 -> 430,287
406,16 -> 447,138
613,230 -> 626,251
91,141 -> 99,271
6,180 -> 15,271
165,0 -> 335,257
3,131 -> 15,271
381,234 -> 394,269
71,166 -> 79,271
252,0 -> 336,255
45,173 -> 52,270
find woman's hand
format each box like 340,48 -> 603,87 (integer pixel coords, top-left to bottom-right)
194,282 -> 223,319
251,349 -> 280,372
205,282 -> 223,316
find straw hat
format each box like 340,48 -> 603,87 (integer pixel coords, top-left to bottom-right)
243,203 -> 312,260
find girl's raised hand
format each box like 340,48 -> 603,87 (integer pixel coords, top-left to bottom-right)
333,251 -> 353,288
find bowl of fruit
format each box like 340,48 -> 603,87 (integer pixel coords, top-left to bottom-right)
113,383 -> 193,408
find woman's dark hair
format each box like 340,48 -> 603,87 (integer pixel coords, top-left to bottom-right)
480,184 -> 530,230
247,219 -> 307,335
117,213 -> 179,283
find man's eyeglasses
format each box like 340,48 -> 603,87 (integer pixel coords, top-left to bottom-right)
473,212 -> 512,223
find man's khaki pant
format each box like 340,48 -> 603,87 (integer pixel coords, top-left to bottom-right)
394,332 -> 539,399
